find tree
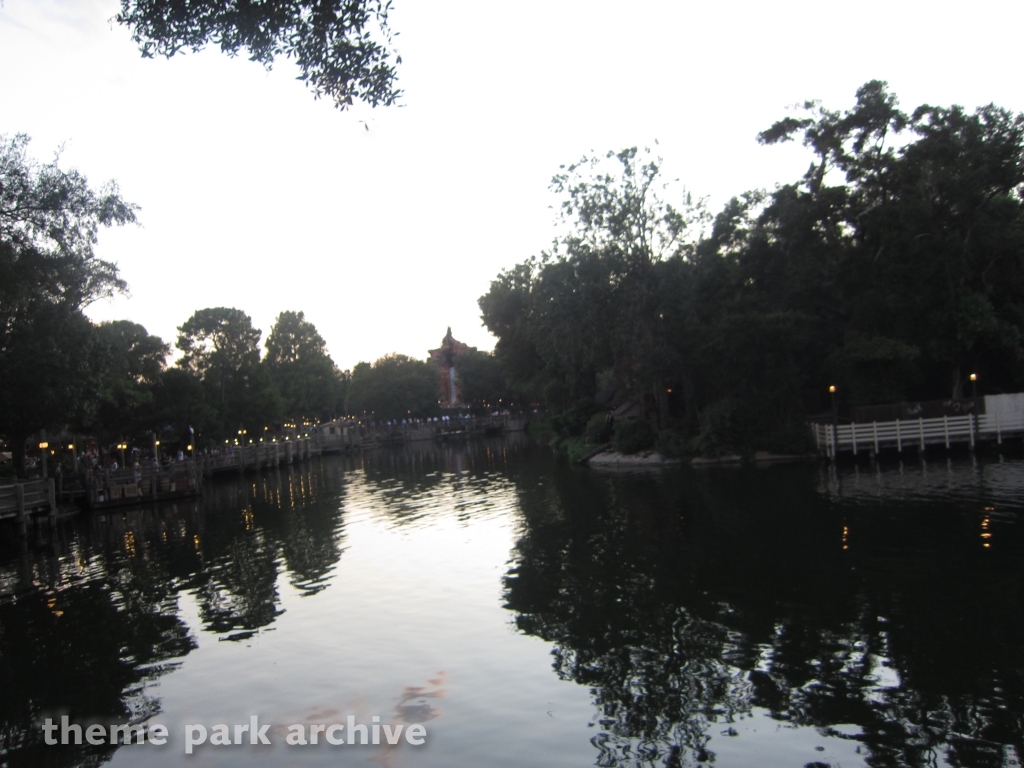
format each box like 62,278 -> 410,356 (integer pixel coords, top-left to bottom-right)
0,134 -> 137,475
176,307 -> 279,440
345,354 -> 438,420
456,348 -> 510,412
116,0 -> 402,110
264,310 -> 342,421
480,147 -> 705,423
90,320 -> 170,444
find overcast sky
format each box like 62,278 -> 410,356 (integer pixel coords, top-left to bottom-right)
2,0 -> 1022,370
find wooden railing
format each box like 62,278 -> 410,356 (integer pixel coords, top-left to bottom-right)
87,462 -> 201,507
813,410 -> 1024,457
0,479 -> 56,521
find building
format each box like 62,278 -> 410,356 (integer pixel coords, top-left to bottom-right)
428,327 -> 469,408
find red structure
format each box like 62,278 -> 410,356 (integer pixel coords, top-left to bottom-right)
429,327 -> 469,408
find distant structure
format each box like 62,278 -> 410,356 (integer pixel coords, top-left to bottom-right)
429,327 -> 469,407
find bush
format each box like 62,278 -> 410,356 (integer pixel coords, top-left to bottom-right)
584,412 -> 611,444
550,400 -> 602,438
694,399 -> 744,457
612,419 -> 655,454
655,428 -> 688,459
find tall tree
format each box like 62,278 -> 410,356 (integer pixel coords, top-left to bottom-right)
345,354 -> 438,420
0,134 -> 137,475
90,320 -> 170,444
264,310 -> 342,421
116,0 -> 402,110
176,308 -> 279,440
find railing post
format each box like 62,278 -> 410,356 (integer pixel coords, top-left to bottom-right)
16,483 -> 26,538
851,422 -> 858,455
943,415 -> 950,449
996,411 -> 1002,444
918,417 -> 925,452
872,421 -> 879,455
970,414 -> 976,448
896,418 -> 902,453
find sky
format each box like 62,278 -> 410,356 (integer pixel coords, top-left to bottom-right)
2,0 -> 1022,371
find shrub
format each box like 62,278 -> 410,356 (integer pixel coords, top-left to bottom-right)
550,400 -> 602,438
655,428 -> 688,459
584,412 -> 611,444
612,419 -> 655,454
694,399 -> 744,457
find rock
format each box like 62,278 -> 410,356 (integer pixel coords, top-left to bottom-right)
587,450 -> 679,467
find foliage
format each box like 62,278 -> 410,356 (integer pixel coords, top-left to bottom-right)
454,348 -> 510,411
264,310 -> 343,421
149,367 -> 217,446
482,83 -> 1024,456
116,0 -> 402,110
611,419 -> 655,455
0,135 -> 137,475
584,412 -> 610,444
654,428 -> 687,459
176,307 -> 279,440
549,399 -> 602,438
345,353 -> 438,420
90,320 -> 170,444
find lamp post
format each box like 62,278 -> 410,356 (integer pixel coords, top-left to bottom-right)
970,373 -> 978,399
829,385 -> 838,460
39,440 -> 49,478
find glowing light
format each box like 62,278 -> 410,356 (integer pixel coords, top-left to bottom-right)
828,385 -> 836,393
38,441 -> 48,449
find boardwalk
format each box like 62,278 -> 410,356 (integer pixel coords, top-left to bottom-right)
0,479 -> 55,521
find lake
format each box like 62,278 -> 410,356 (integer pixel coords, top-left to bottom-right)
2,436 -> 1023,767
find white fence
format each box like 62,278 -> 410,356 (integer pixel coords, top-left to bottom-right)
814,409 -> 1024,457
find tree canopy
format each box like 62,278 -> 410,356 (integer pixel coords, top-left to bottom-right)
265,310 -> 345,421
345,353 -> 438,420
0,135 -> 138,475
116,0 -> 402,110
176,307 -> 280,439
480,82 -> 1024,456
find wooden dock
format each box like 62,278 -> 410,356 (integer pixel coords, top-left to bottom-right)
87,462 -> 202,509
0,478 -> 57,536
814,410 -> 1024,457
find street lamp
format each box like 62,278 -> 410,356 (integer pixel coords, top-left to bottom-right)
39,441 -> 49,478
970,373 -> 978,399
828,386 -> 838,460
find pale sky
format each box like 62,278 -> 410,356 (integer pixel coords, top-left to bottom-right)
2,0 -> 1022,370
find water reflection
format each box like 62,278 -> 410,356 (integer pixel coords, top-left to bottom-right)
2,444 -> 1023,768
0,460 -> 349,765
504,459 -> 1024,767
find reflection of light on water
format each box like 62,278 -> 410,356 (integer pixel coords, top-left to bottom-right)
124,529 -> 136,557
982,514 -> 992,547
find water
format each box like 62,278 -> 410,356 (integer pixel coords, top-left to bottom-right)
2,438 -> 1024,767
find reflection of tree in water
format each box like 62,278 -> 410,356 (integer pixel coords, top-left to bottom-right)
0,542 -> 194,768
192,461 -> 348,627
0,458 -> 353,762
505,462 -> 1024,767
196,531 -> 283,633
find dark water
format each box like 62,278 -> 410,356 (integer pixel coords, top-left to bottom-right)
2,438 -> 1023,768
